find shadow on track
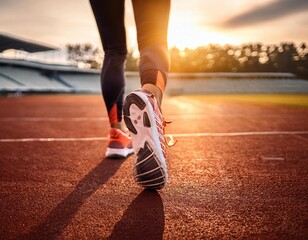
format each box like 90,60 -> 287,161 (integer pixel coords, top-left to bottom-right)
108,190 -> 164,240
17,157 -> 125,240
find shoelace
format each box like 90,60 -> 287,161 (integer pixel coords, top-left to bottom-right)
163,120 -> 177,147
144,89 -> 177,147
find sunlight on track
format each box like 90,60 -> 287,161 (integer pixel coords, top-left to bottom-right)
183,94 -> 308,108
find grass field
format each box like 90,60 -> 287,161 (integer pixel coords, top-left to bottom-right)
184,94 -> 308,108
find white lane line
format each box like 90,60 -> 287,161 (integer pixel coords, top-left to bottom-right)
1,131 -> 308,143
171,131 -> 308,137
0,117 -> 108,122
262,157 -> 285,161
0,137 -> 108,143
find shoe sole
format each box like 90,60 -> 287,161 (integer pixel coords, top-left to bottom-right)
106,147 -> 134,159
123,92 -> 168,190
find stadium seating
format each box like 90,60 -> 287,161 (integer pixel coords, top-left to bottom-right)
1,58 -> 308,95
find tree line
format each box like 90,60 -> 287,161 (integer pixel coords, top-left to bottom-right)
67,42 -> 308,78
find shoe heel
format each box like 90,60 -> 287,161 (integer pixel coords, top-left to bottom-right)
123,93 -> 146,134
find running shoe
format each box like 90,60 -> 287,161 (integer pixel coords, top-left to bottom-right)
105,128 -> 134,158
123,89 -> 168,190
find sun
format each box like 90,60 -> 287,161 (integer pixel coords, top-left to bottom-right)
125,11 -> 240,54
168,20 -> 239,50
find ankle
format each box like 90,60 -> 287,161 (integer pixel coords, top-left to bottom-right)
142,84 -> 163,106
110,122 -> 126,132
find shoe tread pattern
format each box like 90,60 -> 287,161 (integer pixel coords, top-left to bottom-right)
135,142 -> 165,190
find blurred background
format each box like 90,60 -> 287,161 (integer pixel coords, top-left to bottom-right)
0,0 -> 308,94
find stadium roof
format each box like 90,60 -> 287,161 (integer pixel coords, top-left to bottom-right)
0,33 -> 58,53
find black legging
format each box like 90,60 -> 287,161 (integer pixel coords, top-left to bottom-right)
90,0 -> 170,124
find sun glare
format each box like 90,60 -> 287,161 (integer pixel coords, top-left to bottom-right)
168,22 -> 239,50
126,12 -> 240,54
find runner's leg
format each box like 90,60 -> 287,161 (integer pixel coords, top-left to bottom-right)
132,0 -> 171,105
90,0 -> 127,127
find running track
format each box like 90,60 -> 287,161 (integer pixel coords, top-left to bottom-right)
1,95 -> 308,239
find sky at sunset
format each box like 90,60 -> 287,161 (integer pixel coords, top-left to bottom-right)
0,0 -> 308,51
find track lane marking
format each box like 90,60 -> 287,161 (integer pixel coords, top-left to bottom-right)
1,131 -> 308,143
0,117 -> 109,122
0,137 -> 108,142
262,157 -> 285,161
171,131 -> 308,137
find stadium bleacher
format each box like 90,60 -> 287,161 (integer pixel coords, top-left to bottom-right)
59,73 -> 101,93
0,72 -> 22,90
1,58 -> 308,95
0,58 -> 99,93
1,65 -> 70,90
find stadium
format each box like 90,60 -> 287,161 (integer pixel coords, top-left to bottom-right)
1,12 -> 308,240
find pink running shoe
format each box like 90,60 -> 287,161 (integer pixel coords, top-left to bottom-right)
106,128 -> 134,158
123,89 -> 168,189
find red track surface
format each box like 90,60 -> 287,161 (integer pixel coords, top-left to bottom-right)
1,95 -> 308,239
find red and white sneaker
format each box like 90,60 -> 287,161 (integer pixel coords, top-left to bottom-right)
106,128 -> 134,158
123,89 -> 168,190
